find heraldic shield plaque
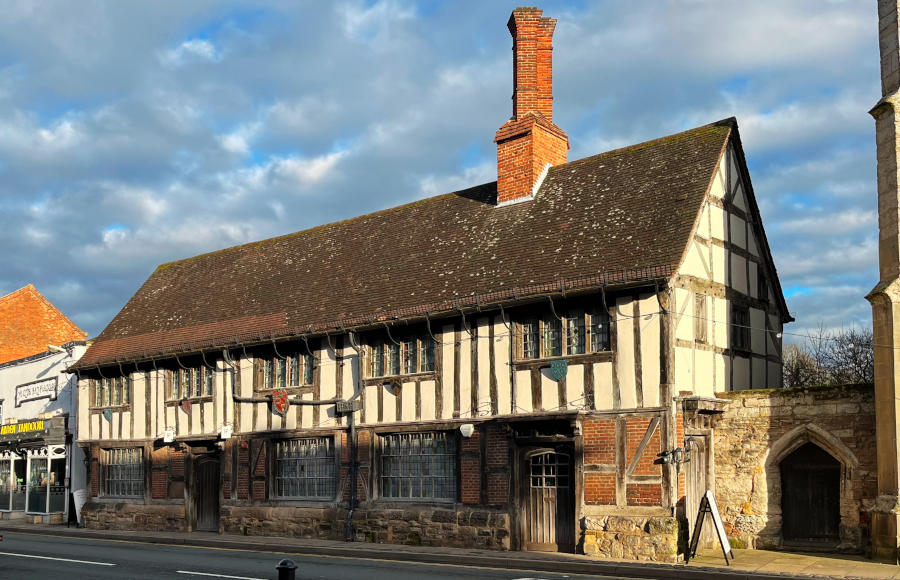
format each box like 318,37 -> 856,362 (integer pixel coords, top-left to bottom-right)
271,389 -> 290,417
549,359 -> 567,382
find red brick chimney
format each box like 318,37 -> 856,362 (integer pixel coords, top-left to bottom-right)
495,7 -> 569,206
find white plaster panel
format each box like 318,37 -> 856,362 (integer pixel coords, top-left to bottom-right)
729,150 -> 740,193
693,350 -> 714,397
494,320 -> 512,415
673,288 -> 692,342
477,318 -> 492,415
748,261 -> 758,299
615,297 -> 636,408
402,381 -> 416,421
540,370 -> 559,411
732,356 -> 750,390
750,308 -> 766,354
748,227 -> 761,257
566,364 -> 584,411
515,370 -> 531,413
594,362 -> 613,410
639,294 -> 661,408
674,346 -> 693,395
421,380 -> 436,421
459,330 -> 472,418
732,182 -> 748,212
712,297 -> 728,350
363,383 -> 378,425
768,362 -> 782,388
679,240 -> 709,279
709,204 -> 726,242
301,392 -> 314,427
696,203 -> 711,239
731,254 -> 748,295
382,386 -> 397,423
441,326 -> 454,419
711,244 -> 727,285
752,357 -> 767,389
730,214 -> 747,249
715,354 -> 727,393
709,163 -> 727,200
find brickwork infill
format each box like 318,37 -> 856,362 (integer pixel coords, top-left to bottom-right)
713,383 -> 877,551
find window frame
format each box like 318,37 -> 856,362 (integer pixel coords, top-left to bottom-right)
517,309 -> 610,361
256,351 -> 315,392
273,437 -> 336,501
377,431 -> 458,502
694,293 -> 708,343
731,304 -> 751,351
368,333 -> 436,379
167,365 -> 216,401
100,447 -> 144,499
92,375 -> 132,409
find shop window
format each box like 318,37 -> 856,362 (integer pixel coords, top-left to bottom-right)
369,334 -> 435,378
275,438 -> 335,499
519,309 -> 610,360
95,375 -> 131,407
379,432 -> 457,501
168,366 -> 215,400
259,352 -> 314,391
101,448 -> 144,498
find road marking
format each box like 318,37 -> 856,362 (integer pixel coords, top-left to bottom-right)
0,551 -> 115,566
176,571 -> 265,580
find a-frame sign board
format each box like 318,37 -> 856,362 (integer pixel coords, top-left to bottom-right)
686,490 -> 733,565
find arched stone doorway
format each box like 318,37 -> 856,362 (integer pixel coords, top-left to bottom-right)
764,423 -> 859,548
780,442 -> 841,543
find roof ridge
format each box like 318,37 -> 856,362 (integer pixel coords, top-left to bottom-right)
555,117 -> 736,171
0,283 -> 37,303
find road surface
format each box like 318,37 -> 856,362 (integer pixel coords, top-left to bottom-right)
0,532 -> 633,579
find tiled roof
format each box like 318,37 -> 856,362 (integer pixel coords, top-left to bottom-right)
74,119 -> 746,369
0,284 -> 87,365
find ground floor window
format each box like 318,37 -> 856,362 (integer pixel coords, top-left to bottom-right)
102,448 -> 144,498
0,449 -> 67,513
275,437 -> 335,499
379,432 -> 457,501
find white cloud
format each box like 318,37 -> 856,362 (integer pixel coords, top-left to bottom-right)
159,38 -> 220,68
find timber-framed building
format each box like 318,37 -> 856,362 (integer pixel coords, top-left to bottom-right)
69,7 -> 791,561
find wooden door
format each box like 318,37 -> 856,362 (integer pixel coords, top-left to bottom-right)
685,436 -> 716,548
780,442 -> 840,542
195,456 -> 220,532
523,448 -> 574,553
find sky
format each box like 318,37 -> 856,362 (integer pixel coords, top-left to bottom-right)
0,0 -> 881,340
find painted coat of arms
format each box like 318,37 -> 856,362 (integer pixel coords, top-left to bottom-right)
180,399 -> 192,413
272,389 -> 290,416
549,359 -> 568,382
102,408 -> 113,422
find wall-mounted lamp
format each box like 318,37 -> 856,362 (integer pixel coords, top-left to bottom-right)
459,423 -> 475,438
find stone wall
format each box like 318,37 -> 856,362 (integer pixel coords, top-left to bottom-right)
713,383 -> 877,551
82,502 -> 186,531
582,515 -> 678,562
222,504 -> 511,550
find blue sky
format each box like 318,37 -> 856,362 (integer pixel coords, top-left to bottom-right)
0,1 -> 881,340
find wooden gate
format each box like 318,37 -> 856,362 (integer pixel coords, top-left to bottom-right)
780,442 -> 840,543
194,455 -> 220,532
523,448 -> 574,552
685,436 -> 716,548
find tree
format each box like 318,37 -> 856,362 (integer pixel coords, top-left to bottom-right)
782,326 -> 873,388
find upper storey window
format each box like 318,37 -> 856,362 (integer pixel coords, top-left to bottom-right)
519,309 -> 610,360
94,375 -> 131,407
256,351 -> 314,391
168,365 -> 215,400
369,333 -> 435,378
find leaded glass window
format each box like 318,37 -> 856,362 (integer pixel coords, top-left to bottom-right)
275,438 -> 335,499
380,432 -> 457,501
102,448 -> 143,498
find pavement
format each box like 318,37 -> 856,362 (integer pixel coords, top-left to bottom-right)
0,520 -> 898,579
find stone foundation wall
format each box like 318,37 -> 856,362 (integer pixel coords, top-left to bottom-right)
222,504 -> 510,550
82,502 -> 186,532
713,383 -> 877,551
582,515 -> 678,562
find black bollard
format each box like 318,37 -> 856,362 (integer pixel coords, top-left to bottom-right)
275,559 -> 297,580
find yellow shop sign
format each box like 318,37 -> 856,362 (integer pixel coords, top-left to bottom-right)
0,420 -> 45,436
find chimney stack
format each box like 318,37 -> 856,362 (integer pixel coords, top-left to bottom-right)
495,7 -> 568,206
867,0 -> 900,562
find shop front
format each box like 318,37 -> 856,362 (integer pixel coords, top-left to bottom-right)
0,416 -> 69,522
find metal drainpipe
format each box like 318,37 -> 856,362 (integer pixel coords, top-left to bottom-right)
345,331 -> 362,542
